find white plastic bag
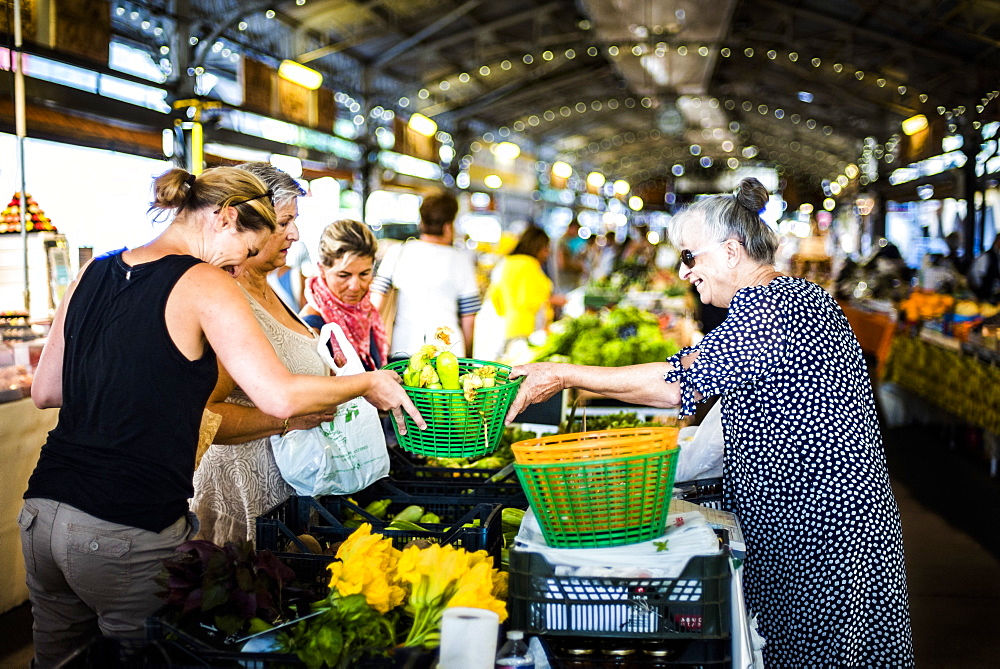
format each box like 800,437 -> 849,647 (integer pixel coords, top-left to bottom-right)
270,323 -> 389,496
675,400 -> 724,482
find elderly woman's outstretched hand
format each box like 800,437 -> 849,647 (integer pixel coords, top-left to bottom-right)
364,369 -> 426,434
504,362 -> 564,425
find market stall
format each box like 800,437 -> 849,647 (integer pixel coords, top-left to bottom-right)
0,397 -> 58,614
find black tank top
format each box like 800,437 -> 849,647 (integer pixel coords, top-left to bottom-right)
25,252 -> 218,532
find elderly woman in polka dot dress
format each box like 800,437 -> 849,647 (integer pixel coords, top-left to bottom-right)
505,177 -> 913,668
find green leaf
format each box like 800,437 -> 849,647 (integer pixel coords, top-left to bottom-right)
201,583 -> 229,612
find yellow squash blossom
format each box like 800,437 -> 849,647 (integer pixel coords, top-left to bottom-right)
326,524 -> 404,614
446,560 -> 508,622
397,543 -> 508,646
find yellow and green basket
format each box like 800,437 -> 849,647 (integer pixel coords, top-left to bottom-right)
512,427 -> 680,548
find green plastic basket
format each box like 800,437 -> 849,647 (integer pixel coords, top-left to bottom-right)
513,448 -> 679,548
382,358 -> 523,459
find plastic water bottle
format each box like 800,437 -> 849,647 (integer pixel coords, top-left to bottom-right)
495,630 -> 535,667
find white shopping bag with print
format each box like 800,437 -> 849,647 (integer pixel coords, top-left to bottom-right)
675,400 -> 724,482
271,323 -> 389,496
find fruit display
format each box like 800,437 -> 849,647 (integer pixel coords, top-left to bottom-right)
884,335 -> 1000,435
0,311 -> 37,341
897,290 -> 954,323
1,193 -> 57,233
532,305 -> 680,367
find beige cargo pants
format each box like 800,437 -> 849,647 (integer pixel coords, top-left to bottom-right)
18,497 -> 196,668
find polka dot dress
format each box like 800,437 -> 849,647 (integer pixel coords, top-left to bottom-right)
665,277 -> 914,668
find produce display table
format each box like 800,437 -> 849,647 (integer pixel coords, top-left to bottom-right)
0,397 -> 59,613
883,331 -> 1000,476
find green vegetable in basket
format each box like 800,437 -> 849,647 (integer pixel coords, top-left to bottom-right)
501,508 -> 526,534
247,617 -> 274,634
459,365 -> 499,402
419,365 -> 441,388
386,519 -> 427,532
419,512 -> 441,524
342,498 -> 362,521
362,499 -> 392,520
435,351 -> 460,390
394,505 -> 425,524
468,456 -> 504,469
403,344 -> 438,387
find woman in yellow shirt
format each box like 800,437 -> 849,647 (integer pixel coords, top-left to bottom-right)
485,226 -> 554,355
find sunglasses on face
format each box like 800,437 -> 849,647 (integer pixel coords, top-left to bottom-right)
680,239 -> 744,268
680,241 -> 725,268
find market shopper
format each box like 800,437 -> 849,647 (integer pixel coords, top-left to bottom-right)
945,230 -> 971,275
191,163 -> 332,546
300,218 -> 388,371
505,177 -> 914,667
969,233 -> 1000,302
370,190 -> 480,357
20,167 -> 423,668
479,226 -> 556,359
556,218 -> 586,292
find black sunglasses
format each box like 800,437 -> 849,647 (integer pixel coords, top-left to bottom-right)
680,239 -> 743,268
680,241 -> 724,268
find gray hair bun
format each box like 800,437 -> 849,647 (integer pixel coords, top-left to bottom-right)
735,177 -> 769,213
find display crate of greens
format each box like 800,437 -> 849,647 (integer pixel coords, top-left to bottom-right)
386,425 -> 534,480
256,495 -> 503,584
507,545 -> 732,640
374,473 -> 527,507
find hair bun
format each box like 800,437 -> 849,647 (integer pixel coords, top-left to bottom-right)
735,177 -> 769,213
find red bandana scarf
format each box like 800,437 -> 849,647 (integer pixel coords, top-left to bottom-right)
305,274 -> 388,371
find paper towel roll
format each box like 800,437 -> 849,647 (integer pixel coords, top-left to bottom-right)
438,607 -> 500,669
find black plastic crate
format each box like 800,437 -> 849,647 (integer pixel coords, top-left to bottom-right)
388,446 -> 516,482
83,616 -> 437,669
674,477 -> 724,510
539,635 -> 731,668
58,632 -> 307,669
374,473 -> 528,507
508,546 -> 732,640
256,495 -> 503,582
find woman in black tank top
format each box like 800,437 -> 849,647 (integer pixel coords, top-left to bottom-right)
21,167 -> 424,667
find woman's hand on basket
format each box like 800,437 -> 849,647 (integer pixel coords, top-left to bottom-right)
364,369 -> 426,434
505,363 -> 564,424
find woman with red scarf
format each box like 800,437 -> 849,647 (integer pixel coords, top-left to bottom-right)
300,219 -> 389,371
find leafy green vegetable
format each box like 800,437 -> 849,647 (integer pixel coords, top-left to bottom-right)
278,594 -> 397,669
559,411 -> 658,434
534,306 -> 679,368
155,540 -> 307,637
